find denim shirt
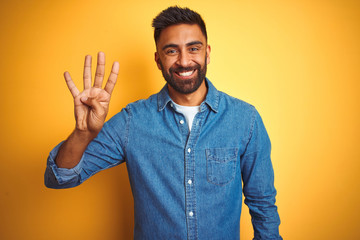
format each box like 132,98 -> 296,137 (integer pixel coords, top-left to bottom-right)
45,79 -> 282,240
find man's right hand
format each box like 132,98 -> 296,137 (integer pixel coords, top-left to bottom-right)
55,52 -> 119,169
65,52 -> 119,138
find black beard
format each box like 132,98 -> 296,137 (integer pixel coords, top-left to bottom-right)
160,56 -> 207,94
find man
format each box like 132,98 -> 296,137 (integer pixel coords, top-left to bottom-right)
45,6 -> 282,240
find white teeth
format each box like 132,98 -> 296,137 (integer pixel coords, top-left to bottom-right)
179,71 -> 194,77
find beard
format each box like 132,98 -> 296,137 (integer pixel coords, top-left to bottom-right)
159,55 -> 207,94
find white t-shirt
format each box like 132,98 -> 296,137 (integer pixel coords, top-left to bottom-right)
172,101 -> 201,131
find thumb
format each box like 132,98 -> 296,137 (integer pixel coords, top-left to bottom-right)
80,96 -> 105,116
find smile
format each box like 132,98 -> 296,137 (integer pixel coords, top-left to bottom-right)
176,70 -> 195,77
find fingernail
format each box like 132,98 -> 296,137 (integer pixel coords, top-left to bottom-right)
81,96 -> 88,102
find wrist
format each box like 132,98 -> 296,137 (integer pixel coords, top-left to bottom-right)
72,128 -> 97,144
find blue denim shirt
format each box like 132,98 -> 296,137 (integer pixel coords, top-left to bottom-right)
45,79 -> 282,240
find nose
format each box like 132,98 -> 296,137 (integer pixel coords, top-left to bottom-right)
176,52 -> 191,67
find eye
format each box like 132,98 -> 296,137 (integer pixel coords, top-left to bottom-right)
166,49 -> 177,55
189,47 -> 199,52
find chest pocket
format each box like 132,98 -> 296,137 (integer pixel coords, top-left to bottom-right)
206,148 -> 238,186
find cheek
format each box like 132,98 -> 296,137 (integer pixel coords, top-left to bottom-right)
194,56 -> 206,66
193,52 -> 207,64
162,58 -> 177,70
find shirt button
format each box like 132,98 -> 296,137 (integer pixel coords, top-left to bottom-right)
187,148 -> 191,153
180,119 -> 184,124
187,179 -> 192,185
170,103 -> 174,108
189,211 -> 194,217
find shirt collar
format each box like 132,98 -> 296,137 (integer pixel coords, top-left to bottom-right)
157,78 -> 219,113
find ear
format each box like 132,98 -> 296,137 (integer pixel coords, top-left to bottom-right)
206,45 -> 211,65
155,52 -> 162,70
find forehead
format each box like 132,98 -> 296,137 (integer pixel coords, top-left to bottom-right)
157,24 -> 206,48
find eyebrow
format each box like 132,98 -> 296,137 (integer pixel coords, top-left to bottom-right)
162,41 -> 204,51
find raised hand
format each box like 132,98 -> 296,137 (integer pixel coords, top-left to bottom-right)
64,52 -> 119,137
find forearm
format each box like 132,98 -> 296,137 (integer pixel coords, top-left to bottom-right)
44,121 -> 121,189
241,108 -> 282,239
55,129 -> 96,169
244,190 -> 282,240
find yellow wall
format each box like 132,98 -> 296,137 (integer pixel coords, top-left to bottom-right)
0,0 -> 359,239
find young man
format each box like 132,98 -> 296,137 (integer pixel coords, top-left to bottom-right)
45,6 -> 282,240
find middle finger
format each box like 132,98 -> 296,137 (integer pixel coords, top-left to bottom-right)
94,51 -> 105,88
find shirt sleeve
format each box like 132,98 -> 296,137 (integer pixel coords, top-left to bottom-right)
241,108 -> 282,240
44,108 -> 130,189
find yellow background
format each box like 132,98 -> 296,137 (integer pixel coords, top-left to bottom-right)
0,0 -> 359,239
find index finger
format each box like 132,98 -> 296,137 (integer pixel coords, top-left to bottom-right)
104,61 -> 119,95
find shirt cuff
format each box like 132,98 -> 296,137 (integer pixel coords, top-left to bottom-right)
46,141 -> 84,185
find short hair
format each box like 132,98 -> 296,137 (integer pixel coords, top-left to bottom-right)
152,6 -> 207,44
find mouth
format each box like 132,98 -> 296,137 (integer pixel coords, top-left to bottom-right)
174,69 -> 196,79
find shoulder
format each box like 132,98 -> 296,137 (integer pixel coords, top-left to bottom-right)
108,92 -> 160,124
217,90 -> 257,116
104,93 -> 158,130
124,93 -> 158,113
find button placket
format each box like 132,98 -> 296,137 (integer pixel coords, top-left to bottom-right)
183,109 -> 206,240
185,142 -> 196,239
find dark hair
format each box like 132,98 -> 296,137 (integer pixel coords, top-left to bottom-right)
152,6 -> 207,43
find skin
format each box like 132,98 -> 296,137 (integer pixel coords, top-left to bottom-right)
55,24 -> 210,169
155,24 -> 211,106
55,52 -> 119,168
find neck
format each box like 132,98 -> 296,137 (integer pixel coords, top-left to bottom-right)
168,80 -> 207,106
